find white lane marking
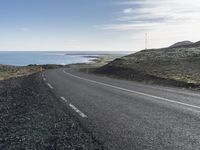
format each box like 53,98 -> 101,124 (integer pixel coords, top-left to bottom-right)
47,83 -> 53,89
63,69 -> 200,110
145,84 -> 200,98
69,104 -> 87,118
42,74 -> 47,81
61,96 -> 67,102
162,88 -> 200,97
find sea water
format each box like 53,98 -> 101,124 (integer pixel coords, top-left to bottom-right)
0,51 -> 101,66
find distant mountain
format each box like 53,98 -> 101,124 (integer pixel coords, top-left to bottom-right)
170,41 -> 193,48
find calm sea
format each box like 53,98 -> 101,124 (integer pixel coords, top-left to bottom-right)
0,51 -> 129,66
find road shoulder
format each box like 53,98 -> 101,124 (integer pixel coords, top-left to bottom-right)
0,73 -> 103,150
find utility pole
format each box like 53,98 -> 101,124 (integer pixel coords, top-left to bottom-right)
145,33 -> 148,50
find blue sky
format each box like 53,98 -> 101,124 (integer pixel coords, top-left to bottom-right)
0,0 -> 200,51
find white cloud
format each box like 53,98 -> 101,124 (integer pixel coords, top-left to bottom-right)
123,8 -> 134,14
96,0 -> 200,49
20,27 -> 30,32
97,22 -> 159,31
114,0 -> 200,29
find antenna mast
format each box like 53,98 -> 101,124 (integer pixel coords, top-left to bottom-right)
145,33 -> 148,50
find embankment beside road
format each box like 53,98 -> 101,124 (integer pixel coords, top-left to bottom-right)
95,42 -> 200,90
0,73 -> 103,150
0,64 -> 63,81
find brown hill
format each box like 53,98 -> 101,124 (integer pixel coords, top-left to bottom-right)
97,41 -> 200,87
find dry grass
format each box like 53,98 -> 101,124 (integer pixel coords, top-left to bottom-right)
100,46 -> 200,85
0,65 -> 43,80
0,64 -> 62,80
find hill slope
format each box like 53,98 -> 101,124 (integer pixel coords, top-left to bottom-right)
170,41 -> 193,48
97,41 -> 200,87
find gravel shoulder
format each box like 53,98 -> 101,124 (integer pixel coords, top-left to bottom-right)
0,73 -> 103,150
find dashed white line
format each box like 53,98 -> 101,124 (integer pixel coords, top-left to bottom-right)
69,104 -> 87,118
42,74 -> 47,81
63,69 -> 200,110
47,83 -> 53,89
61,96 -> 67,102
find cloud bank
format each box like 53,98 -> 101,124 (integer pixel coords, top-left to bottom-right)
97,0 -> 200,49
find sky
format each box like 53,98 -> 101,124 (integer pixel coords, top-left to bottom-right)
0,0 -> 200,51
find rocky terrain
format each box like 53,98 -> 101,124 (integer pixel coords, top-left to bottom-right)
169,41 -> 194,48
0,73 -> 103,150
96,41 -> 200,89
0,64 -> 62,81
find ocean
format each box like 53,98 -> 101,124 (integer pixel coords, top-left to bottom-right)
0,51 -> 129,66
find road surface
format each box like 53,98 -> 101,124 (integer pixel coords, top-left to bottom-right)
43,68 -> 200,150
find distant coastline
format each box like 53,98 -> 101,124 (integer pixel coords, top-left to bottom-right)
0,51 -> 129,66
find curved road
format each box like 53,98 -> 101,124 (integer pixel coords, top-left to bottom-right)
43,68 -> 200,150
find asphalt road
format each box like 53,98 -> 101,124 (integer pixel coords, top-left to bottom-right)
43,68 -> 200,150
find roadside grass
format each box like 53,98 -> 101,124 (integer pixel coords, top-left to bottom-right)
95,46 -> 200,89
115,48 -> 200,84
0,64 -> 62,80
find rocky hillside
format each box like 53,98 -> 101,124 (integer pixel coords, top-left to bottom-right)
97,41 -> 200,88
170,41 -> 193,48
